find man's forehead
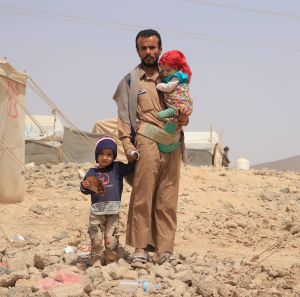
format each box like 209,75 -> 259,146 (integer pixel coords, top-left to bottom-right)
137,35 -> 159,45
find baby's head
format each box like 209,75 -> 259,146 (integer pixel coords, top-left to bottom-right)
95,137 -> 117,167
158,50 -> 192,82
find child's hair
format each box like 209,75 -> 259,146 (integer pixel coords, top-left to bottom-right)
158,50 -> 192,82
95,136 -> 117,162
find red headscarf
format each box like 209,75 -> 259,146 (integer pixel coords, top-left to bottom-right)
158,50 -> 192,82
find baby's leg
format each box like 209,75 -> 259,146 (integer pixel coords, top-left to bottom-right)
88,213 -> 105,266
157,107 -> 176,120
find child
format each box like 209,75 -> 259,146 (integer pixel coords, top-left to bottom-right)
80,136 -> 137,266
157,50 -> 192,121
156,50 -> 192,153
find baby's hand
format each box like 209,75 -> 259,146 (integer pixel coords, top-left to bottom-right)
130,150 -> 140,160
82,180 -> 90,189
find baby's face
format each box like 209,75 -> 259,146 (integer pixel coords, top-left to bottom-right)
159,64 -> 177,77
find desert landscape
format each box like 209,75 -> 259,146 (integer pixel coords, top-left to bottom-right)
0,163 -> 300,297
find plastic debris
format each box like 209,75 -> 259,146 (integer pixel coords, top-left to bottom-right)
10,234 -> 25,241
64,246 -> 74,254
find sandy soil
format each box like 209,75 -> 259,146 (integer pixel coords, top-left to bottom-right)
0,163 -> 299,296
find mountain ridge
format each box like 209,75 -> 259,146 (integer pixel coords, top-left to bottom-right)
251,154 -> 300,172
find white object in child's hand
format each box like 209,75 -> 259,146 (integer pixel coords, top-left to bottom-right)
77,169 -> 85,179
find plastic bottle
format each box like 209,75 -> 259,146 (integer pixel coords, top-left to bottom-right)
118,279 -> 161,293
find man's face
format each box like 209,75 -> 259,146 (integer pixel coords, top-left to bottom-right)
136,35 -> 162,67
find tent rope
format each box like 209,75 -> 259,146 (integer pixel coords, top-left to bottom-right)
0,76 -> 73,163
27,77 -> 95,150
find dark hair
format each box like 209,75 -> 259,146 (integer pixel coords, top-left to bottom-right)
135,29 -> 162,49
224,146 -> 229,151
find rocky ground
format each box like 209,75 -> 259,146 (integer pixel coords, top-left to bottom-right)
0,163 -> 300,297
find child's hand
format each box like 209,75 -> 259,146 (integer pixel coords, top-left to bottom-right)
82,180 -> 91,189
84,176 -> 104,195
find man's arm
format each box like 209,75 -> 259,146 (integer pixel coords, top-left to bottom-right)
113,76 -> 137,161
117,118 -> 137,161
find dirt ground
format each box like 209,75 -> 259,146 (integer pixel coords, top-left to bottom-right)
0,163 -> 299,296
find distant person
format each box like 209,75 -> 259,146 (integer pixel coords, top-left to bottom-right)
80,137 -> 137,266
156,50 -> 193,152
222,146 -> 230,168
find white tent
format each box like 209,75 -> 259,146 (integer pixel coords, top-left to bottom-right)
184,131 -> 221,166
25,117 -> 121,165
25,114 -> 64,165
25,114 -> 64,142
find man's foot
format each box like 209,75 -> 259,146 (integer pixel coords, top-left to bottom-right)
152,252 -> 181,266
131,249 -> 149,269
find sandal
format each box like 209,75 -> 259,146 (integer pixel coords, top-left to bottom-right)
131,251 -> 149,269
152,252 -> 181,266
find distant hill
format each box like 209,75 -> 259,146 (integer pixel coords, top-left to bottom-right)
251,155 -> 300,172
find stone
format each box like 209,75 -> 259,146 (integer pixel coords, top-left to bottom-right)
195,280 -> 216,297
34,253 -> 60,269
0,270 -> 29,287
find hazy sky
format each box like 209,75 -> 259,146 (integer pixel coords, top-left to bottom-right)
1,0 -> 300,165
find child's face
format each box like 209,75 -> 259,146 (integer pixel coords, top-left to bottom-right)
159,64 -> 177,77
97,148 -> 114,168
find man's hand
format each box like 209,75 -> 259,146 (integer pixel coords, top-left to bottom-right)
126,147 -> 139,161
130,150 -> 140,160
177,106 -> 190,127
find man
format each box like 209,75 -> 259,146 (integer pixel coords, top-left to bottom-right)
113,29 -> 189,267
222,146 -> 230,168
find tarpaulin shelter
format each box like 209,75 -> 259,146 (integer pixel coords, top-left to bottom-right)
24,117 -> 124,165
61,127 -> 103,163
0,59 -> 28,203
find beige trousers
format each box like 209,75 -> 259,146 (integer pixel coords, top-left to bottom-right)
88,213 -> 119,262
126,134 -> 181,254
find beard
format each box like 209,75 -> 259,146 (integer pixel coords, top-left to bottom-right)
141,54 -> 159,68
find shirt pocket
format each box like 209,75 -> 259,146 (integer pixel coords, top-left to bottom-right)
138,89 -> 154,113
